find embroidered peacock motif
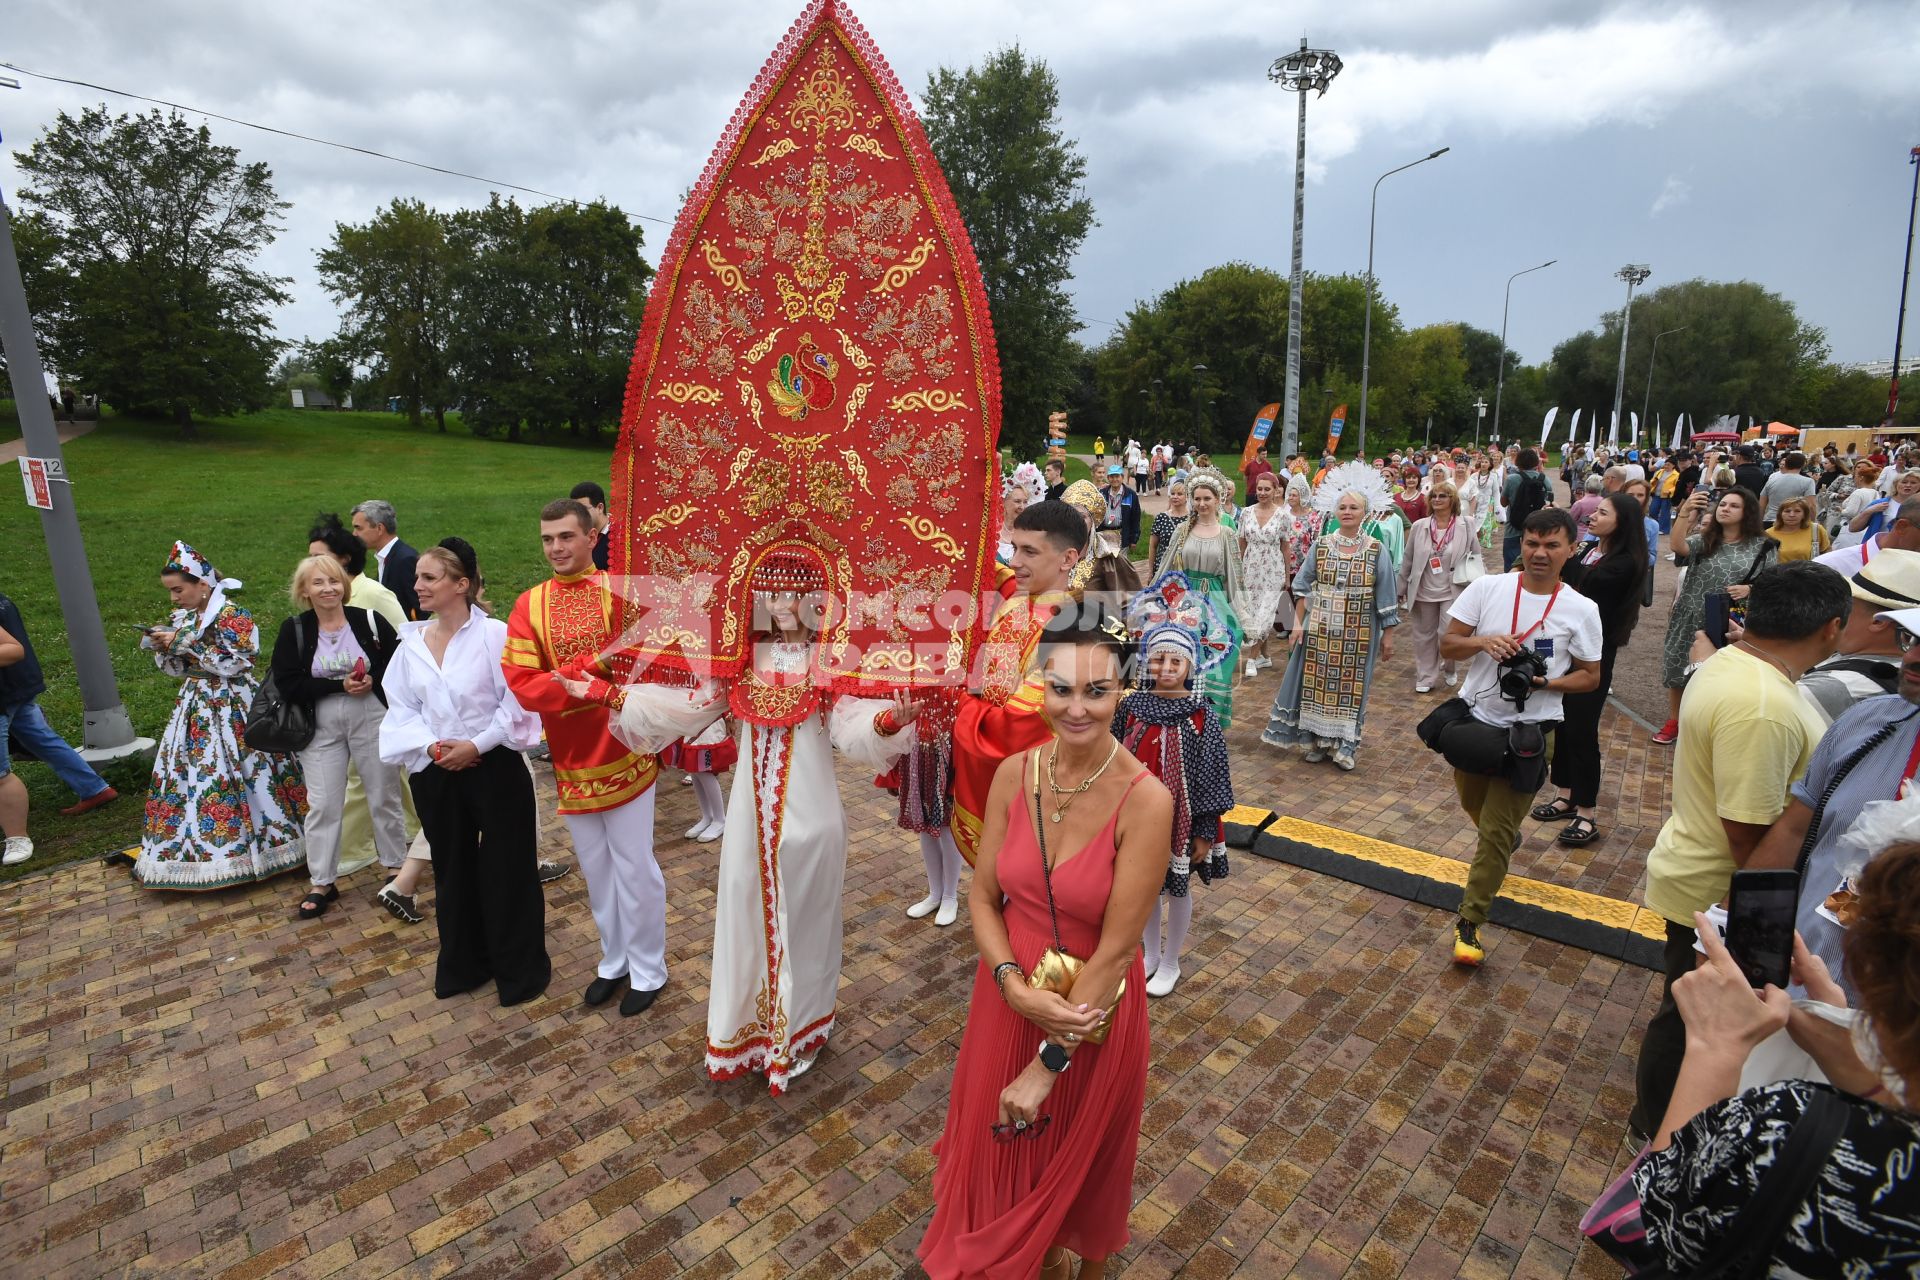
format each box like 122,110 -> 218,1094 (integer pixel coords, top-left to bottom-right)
766,334 -> 840,420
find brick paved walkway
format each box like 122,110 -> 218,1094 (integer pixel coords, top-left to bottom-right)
0,672 -> 1665,1277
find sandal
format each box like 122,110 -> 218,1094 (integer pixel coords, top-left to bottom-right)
1530,798 -> 1578,822
1557,816 -> 1600,846
297,885 -> 339,920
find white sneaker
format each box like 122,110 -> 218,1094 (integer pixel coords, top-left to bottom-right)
1444,672 -> 1458,687
1146,963 -> 1181,997
694,819 -> 723,844
1415,684 -> 1433,694
685,818 -> 709,839
906,894 -> 939,919
1246,660 -> 1259,679
2,837 -> 31,866
934,898 -> 959,927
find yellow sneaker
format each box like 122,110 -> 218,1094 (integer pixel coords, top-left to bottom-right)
1452,918 -> 1485,967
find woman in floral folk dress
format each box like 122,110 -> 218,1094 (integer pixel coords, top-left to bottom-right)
1238,472 -> 1293,676
135,541 -> 307,890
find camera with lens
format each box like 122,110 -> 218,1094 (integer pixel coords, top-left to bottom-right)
1496,647 -> 1549,709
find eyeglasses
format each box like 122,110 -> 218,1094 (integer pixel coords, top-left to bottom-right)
990,1114 -> 1052,1143
1897,623 -> 1919,652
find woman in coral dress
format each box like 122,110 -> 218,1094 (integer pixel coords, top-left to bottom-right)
919,613 -> 1173,1280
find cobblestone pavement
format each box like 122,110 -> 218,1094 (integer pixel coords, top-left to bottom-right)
0,675 -> 1663,1280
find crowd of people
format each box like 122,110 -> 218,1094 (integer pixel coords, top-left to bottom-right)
5,426 -> 1920,1276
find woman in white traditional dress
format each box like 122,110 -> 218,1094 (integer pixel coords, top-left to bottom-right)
583,552 -> 907,1095
135,541 -> 307,890
1238,471 -> 1293,677
1261,468 -> 1401,771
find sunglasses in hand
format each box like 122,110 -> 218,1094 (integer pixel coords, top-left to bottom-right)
990,1114 -> 1052,1143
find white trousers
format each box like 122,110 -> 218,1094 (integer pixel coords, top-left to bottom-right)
565,788 -> 667,989
300,694 -> 408,885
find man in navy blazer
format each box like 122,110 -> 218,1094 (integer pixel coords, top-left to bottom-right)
351,500 -> 424,619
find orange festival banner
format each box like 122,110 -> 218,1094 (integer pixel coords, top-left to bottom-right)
1326,403 -> 1348,456
1240,403 -> 1279,471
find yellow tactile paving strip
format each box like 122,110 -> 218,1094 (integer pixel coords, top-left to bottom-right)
1227,806 -> 1669,954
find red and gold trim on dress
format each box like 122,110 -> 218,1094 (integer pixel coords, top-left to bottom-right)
552,752 -> 659,814
705,1011 -> 834,1097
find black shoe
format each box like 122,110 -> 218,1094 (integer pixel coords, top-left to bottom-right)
584,975 -> 624,1007
620,984 -> 662,1016
537,859 -> 570,884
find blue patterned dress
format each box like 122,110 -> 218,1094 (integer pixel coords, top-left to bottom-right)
135,603 -> 307,890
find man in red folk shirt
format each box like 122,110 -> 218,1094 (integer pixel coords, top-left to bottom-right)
503,498 -> 665,1016
902,499 -> 1083,866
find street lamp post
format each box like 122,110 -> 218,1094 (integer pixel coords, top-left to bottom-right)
1269,39 -> 1343,464
1641,326 -> 1688,439
1888,146 -> 1920,421
1490,259 -> 1555,444
1357,147 -> 1450,458
0,172 -> 149,759
1472,397 -> 1488,447
1609,264 -> 1652,446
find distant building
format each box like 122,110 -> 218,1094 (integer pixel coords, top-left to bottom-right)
290,388 -> 349,410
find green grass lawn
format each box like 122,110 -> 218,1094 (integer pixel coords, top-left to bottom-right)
0,407 -> 612,882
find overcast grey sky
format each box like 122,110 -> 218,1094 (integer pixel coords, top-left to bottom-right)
4,0 -> 1917,371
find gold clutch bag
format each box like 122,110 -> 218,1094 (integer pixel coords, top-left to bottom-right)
1026,751 -> 1122,1045
1027,947 -> 1121,1044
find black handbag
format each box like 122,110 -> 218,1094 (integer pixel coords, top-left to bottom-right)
244,618 -> 315,754
1702,541 -> 1773,649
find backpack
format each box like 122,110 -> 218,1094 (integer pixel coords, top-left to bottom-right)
1508,471 -> 1548,527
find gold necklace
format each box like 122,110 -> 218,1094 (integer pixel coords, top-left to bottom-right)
1045,738 -> 1121,824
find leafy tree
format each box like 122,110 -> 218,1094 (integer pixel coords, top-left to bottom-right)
522,201 -> 651,441
317,198 -> 456,431
1546,279 -> 1826,434
439,197 -> 647,443
923,47 -> 1095,458
13,107 -> 289,436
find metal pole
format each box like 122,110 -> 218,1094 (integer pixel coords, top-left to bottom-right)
1356,147 -> 1448,457
1609,265 -> 1650,448
1889,147 -> 1920,422
1282,74 -> 1307,463
0,191 -> 147,757
1642,326 -> 1687,439
1491,259 -> 1555,443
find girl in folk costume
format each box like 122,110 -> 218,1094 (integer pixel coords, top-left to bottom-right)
660,718 -> 735,843
582,552 -> 908,1095
1155,468 -> 1246,727
136,541 -> 307,890
1262,465 -> 1402,771
1115,608 -> 1234,1000
886,685 -> 964,927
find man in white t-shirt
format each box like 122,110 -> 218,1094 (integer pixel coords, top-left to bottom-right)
1815,495 -> 1920,580
1439,507 -> 1603,966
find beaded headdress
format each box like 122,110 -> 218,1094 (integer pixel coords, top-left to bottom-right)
1311,461 -> 1394,516
1187,466 -> 1234,504
1125,570 -> 1231,676
748,550 -> 826,595
1059,479 -> 1106,526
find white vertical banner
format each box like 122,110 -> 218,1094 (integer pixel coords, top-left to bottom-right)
1567,408 -> 1582,445
1540,406 -> 1558,450
1587,411 -> 1597,449
1630,411 -> 1639,445
1668,412 -> 1683,450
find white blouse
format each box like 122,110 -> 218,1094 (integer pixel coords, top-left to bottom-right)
378,610 -> 541,774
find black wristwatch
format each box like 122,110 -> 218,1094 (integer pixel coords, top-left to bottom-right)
1037,1039 -> 1072,1073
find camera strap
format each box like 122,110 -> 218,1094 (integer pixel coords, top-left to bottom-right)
1509,578 -> 1563,645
